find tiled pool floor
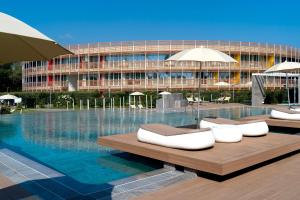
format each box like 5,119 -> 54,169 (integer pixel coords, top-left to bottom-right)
0,148 -> 194,200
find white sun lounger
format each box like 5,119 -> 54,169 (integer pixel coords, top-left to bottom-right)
200,118 -> 269,137
271,108 -> 300,120
137,124 -> 215,150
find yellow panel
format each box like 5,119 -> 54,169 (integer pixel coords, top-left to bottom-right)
267,55 -> 275,68
234,54 -> 241,63
213,72 -> 218,82
233,72 -> 240,84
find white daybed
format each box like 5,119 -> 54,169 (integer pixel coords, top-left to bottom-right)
271,108 -> 300,120
200,118 -> 269,137
137,124 -> 215,150
210,125 -> 242,143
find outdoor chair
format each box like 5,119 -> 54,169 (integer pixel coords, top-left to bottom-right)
130,105 -> 136,109
223,96 -> 231,103
186,97 -> 194,104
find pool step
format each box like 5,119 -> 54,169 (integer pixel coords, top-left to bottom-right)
91,169 -> 195,200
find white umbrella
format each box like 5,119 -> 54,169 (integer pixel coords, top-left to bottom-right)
0,12 -> 72,64
167,47 -> 237,124
130,91 -> 144,105
265,61 -> 300,107
214,81 -> 231,86
159,91 -> 171,95
0,94 -> 20,105
167,47 -> 237,63
265,61 -> 300,73
0,94 -> 19,100
129,92 -> 144,96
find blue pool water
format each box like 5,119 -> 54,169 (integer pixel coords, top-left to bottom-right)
0,107 -> 270,184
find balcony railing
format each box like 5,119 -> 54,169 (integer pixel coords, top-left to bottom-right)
65,40 -> 299,58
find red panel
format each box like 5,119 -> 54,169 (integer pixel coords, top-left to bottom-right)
48,75 -> 53,86
48,60 -> 53,71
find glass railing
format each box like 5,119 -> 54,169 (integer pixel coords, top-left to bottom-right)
66,40 -> 299,58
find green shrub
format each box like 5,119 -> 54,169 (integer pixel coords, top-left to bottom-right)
1,89 -> 254,109
264,89 -> 289,104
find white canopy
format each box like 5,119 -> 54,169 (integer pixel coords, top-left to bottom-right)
0,94 -> 19,100
129,91 -> 144,96
265,61 -> 300,73
265,61 -> 300,107
167,47 -> 237,63
159,91 -> 171,95
214,81 -> 231,86
0,12 -> 72,64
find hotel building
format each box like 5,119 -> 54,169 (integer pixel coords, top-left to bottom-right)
22,40 -> 300,93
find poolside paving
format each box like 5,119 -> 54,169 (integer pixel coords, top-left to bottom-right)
137,152 -> 300,200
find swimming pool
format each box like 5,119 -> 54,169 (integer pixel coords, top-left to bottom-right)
0,107 -> 270,184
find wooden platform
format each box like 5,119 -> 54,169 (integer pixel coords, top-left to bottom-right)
98,132 -> 300,176
241,115 -> 300,129
137,153 -> 300,200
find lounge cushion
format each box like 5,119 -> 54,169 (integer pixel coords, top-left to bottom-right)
200,118 -> 268,136
137,124 -> 215,150
271,109 -> 300,120
211,125 -> 242,143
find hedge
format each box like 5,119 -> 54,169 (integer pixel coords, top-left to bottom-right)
1,88 -> 296,109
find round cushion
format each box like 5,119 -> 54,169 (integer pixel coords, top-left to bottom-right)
211,125 -> 242,143
237,121 -> 269,136
199,120 -> 219,129
271,109 -> 300,120
137,128 -> 215,150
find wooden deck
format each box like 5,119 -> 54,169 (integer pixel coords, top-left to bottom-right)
241,115 -> 300,129
98,132 -> 300,176
137,152 -> 300,200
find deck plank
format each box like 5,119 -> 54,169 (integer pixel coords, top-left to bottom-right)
98,132 -> 300,175
137,153 -> 300,200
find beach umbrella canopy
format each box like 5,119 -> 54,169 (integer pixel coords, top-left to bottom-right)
159,91 -> 171,95
0,94 -> 19,100
214,81 -> 231,86
0,12 -> 72,64
265,61 -> 300,107
166,47 -> 237,125
129,91 -> 144,96
265,61 -> 300,73
167,47 -> 238,63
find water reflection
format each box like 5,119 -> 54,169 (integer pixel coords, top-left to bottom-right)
20,107 -> 271,152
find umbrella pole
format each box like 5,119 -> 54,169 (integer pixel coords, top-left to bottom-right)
197,62 -> 202,127
286,73 -> 291,108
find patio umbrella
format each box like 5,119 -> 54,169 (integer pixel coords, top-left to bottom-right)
0,94 -> 19,100
265,61 -> 300,107
0,12 -> 72,64
0,94 -> 20,105
159,91 -> 171,111
214,81 -> 231,86
167,47 -> 237,124
159,91 -> 171,95
129,91 -> 144,106
129,92 -> 144,96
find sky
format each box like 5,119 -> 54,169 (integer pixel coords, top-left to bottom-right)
2,0 -> 300,47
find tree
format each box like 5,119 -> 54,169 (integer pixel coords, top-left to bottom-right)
0,63 -> 22,92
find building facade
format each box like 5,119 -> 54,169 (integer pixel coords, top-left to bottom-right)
22,40 -> 300,93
